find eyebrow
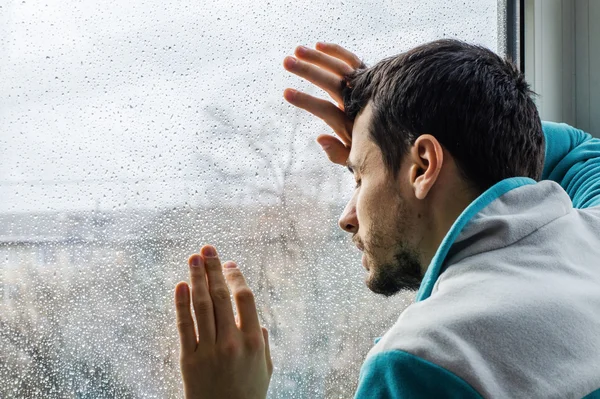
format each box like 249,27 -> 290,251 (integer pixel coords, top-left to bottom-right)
346,158 -> 366,175
346,160 -> 353,174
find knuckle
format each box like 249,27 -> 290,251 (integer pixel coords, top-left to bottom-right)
340,63 -> 354,76
235,288 -> 255,303
244,333 -> 264,352
211,287 -> 230,302
192,298 -> 212,314
204,258 -> 221,271
226,268 -> 244,280
296,60 -> 308,73
175,298 -> 189,308
177,319 -> 194,330
219,340 -> 241,357
295,93 -> 308,106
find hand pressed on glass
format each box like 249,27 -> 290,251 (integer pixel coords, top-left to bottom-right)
174,245 -> 273,399
283,42 -> 365,165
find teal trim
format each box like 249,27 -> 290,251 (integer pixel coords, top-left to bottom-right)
412,121 -> 600,302
541,121 -> 600,208
414,177 -> 536,302
583,388 -> 600,399
541,121 -> 590,180
354,350 -> 483,399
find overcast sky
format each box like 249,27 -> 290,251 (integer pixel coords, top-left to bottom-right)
0,0 -> 497,214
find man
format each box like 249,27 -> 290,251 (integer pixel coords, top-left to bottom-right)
174,40 -> 600,398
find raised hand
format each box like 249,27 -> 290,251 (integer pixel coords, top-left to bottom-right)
283,42 -> 365,165
175,245 -> 273,399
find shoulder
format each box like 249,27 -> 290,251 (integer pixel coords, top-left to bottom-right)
368,249 -> 600,397
354,349 -> 482,399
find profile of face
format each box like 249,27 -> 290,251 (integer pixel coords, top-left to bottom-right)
338,103 -> 430,297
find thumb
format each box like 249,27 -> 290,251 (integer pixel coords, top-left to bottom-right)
316,134 -> 350,166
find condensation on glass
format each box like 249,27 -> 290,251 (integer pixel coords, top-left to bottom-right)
0,1 -> 497,397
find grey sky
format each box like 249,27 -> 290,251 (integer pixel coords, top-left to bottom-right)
0,0 -> 497,213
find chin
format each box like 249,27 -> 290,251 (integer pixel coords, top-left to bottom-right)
364,256 -> 423,296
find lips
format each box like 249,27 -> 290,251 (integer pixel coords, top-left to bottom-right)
355,242 -> 364,252
354,239 -> 367,269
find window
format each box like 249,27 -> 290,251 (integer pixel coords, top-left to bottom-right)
0,0 -> 499,396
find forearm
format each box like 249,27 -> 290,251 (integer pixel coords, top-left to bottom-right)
541,121 -> 600,208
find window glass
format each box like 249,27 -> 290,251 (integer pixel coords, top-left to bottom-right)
0,0 -> 498,397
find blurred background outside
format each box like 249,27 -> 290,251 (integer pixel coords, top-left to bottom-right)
0,1 -> 498,397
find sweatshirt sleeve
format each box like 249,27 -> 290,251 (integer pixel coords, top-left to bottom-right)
353,350 -> 482,399
541,121 -> 600,208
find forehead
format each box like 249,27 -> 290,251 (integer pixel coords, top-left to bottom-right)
349,103 -> 376,165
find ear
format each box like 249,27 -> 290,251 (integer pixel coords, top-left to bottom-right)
408,135 -> 444,200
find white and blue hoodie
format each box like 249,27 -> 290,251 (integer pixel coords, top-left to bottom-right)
354,122 -> 600,399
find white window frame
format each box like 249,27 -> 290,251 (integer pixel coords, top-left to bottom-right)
523,0 -> 600,136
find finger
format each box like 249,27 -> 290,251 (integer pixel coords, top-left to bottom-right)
174,282 -> 197,354
201,245 -> 236,341
262,327 -> 273,376
315,42 -> 366,70
188,254 -> 215,344
284,56 -> 345,105
223,262 -> 261,334
283,89 -> 352,145
316,134 -> 351,165
295,45 -> 355,77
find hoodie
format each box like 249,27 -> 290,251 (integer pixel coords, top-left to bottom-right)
354,122 -> 600,399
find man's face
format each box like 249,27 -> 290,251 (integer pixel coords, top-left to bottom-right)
339,104 -> 424,296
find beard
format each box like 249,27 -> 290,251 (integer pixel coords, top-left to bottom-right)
361,195 -> 424,297
365,245 -> 423,296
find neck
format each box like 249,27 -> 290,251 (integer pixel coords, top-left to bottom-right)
419,182 -> 479,273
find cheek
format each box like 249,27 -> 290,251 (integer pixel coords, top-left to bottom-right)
355,182 -> 383,231
360,183 -> 409,245
354,186 -> 371,226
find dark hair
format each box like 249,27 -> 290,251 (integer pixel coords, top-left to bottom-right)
342,39 -> 544,193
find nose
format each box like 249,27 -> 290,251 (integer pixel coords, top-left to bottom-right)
338,198 -> 358,234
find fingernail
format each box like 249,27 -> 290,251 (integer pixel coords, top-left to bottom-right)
297,46 -> 308,55
202,246 -> 216,257
319,143 -> 330,150
284,89 -> 297,101
190,255 -> 203,267
223,261 -> 237,269
176,283 -> 189,297
286,56 -> 297,66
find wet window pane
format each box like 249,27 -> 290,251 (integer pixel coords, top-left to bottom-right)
0,0 -> 498,397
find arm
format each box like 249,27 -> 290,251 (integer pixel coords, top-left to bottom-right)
354,350 -> 482,399
542,121 -> 600,208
